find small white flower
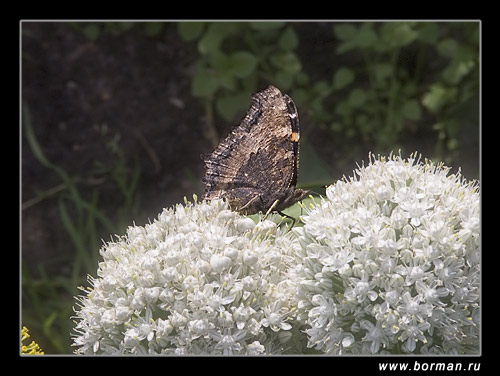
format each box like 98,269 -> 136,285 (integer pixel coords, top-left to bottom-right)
377,184 -> 394,203
399,320 -> 431,352
210,328 -> 246,355
235,217 -> 256,232
261,301 -> 293,332
309,294 -> 337,328
345,272 -> 378,303
400,200 -> 434,227
361,320 -> 390,354
247,341 -> 266,355
242,249 -> 259,266
210,254 -> 232,273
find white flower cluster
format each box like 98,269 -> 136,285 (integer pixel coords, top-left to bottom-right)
72,153 -> 480,355
289,153 -> 480,354
73,197 -> 304,355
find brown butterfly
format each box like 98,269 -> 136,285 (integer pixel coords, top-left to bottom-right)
202,85 -> 309,217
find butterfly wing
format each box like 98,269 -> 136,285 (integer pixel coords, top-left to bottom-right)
202,85 -> 301,214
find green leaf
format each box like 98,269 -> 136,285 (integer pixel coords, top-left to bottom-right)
337,41 -> 355,54
216,91 -> 251,122
249,22 -> 285,31
401,99 -> 422,120
437,38 -> 459,58
177,22 -> 205,41
447,137 -> 459,151
270,51 -> 302,73
417,22 -> 439,44
337,23 -> 378,53
281,197 -> 311,219
297,141 -> 333,188
373,63 -> 392,85
275,71 -> 294,89
333,67 -> 355,90
355,23 -> 378,49
330,121 -> 343,132
82,24 -> 101,41
348,88 -> 367,107
198,31 -> 222,55
117,22 -> 135,33
312,80 -> 331,95
335,99 -> 352,116
442,59 -> 476,85
295,71 -> 310,86
144,22 -> 164,37
191,69 -> 219,98
333,23 -> 357,40
23,103 -> 53,169
380,22 -> 417,49
228,51 -> 258,78
422,83 -> 457,113
209,50 -> 229,69
198,23 -> 238,54
217,73 -> 238,92
279,27 -> 299,51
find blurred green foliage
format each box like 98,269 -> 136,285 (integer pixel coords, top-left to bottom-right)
22,104 -> 141,353
329,22 -> 478,164
177,22 -> 305,121
67,20 -> 479,175
67,21 -> 479,169
68,21 -> 166,40
177,21 -> 479,168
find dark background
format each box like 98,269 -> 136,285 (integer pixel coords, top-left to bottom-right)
21,21 -> 480,354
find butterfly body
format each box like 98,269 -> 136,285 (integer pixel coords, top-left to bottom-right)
202,85 -> 309,215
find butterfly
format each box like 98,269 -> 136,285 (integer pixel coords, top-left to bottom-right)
202,85 -> 309,217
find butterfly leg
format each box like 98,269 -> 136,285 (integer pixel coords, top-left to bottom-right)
262,199 -> 280,221
277,211 -> 296,227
